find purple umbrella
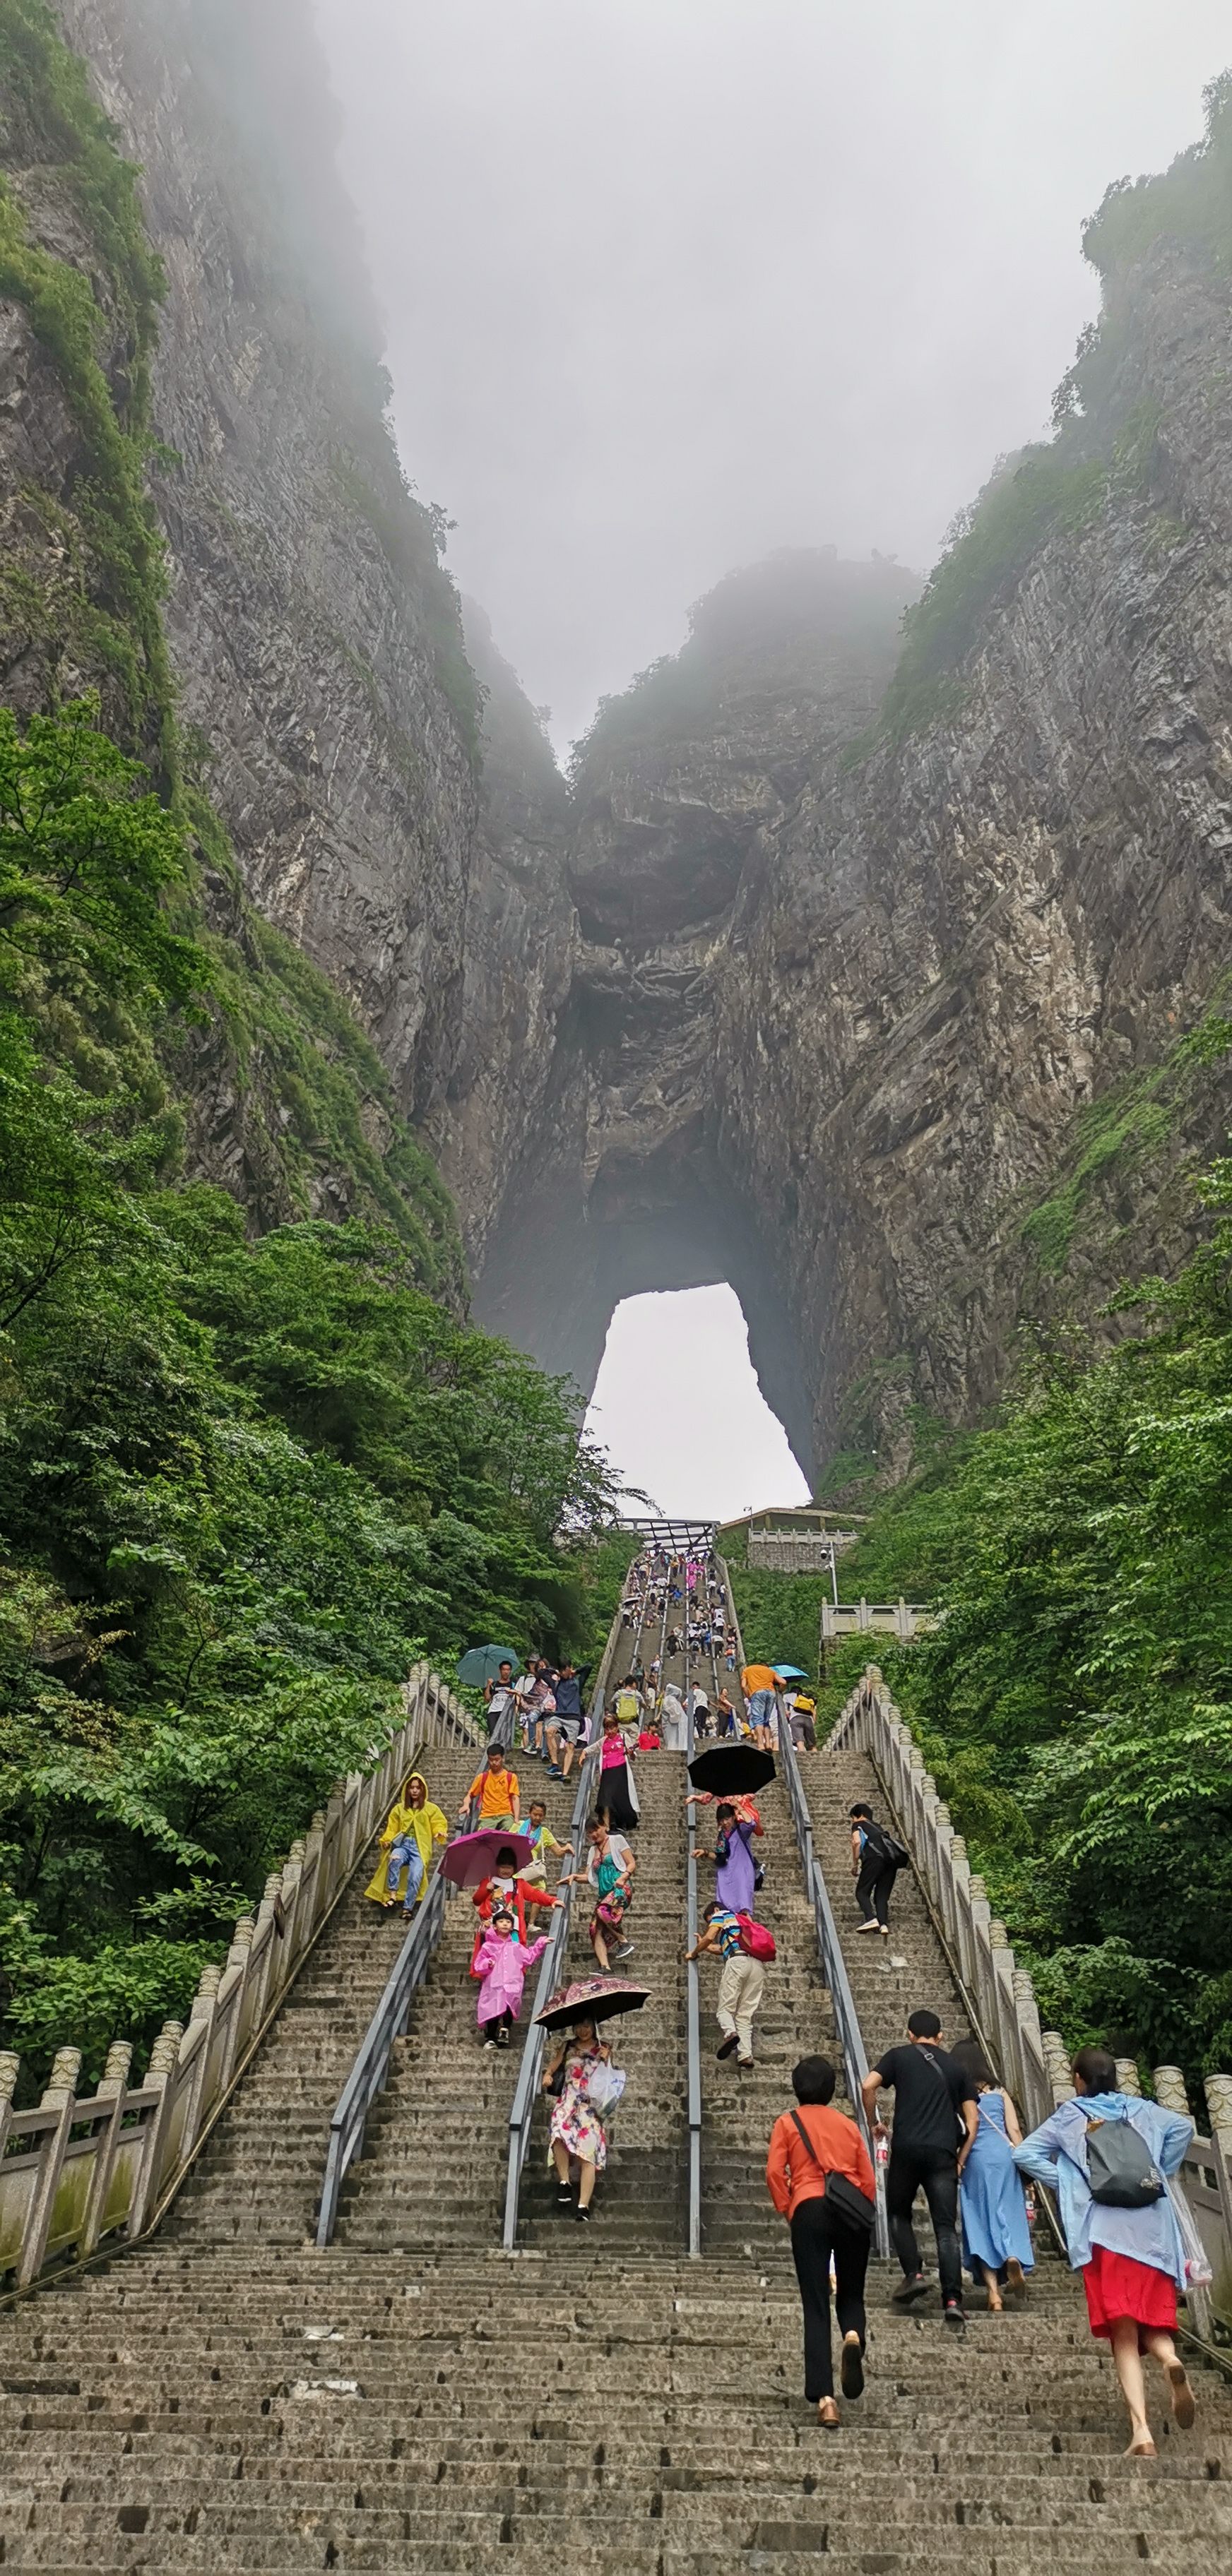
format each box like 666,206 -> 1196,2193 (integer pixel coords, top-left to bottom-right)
439,1826 -> 533,1889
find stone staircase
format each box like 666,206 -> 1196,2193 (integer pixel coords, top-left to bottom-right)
697,1770 -> 836,2271
162,1743 -> 480,2249
516,1745 -> 689,2254
336,1746 -> 578,2248
3,1707 -> 1232,2570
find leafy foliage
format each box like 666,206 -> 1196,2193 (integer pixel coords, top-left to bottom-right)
1081,70 -> 1232,282
1021,1013 -> 1232,1277
0,703 -> 620,2080
837,1162 -> 1232,2077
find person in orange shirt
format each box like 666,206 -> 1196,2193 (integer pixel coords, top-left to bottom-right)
458,1743 -> 521,1831
766,2056 -> 877,2428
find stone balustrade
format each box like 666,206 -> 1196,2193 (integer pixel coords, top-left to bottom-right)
819,1597 -> 936,1641
747,1533 -> 855,1573
827,1665 -> 1232,2336
0,1662 -> 484,2298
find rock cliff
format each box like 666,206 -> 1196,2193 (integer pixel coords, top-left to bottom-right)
475,111 -> 1232,1484
6,6 -> 1232,1485
45,0 -> 478,1126
470,549 -> 918,1477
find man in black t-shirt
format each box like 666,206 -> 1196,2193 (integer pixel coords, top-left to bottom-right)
860,2007 -> 978,2328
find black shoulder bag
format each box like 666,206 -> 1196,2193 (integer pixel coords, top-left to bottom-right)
790,2111 -> 877,2235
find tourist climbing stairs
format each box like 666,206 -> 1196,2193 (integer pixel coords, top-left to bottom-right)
3,1604 -> 1232,2570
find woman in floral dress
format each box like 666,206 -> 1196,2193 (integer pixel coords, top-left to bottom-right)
542,2015 -> 612,2222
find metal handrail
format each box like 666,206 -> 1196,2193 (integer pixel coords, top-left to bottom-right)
777,1715 -> 891,2259
316,1864 -> 447,2247
501,1744 -> 600,2248
685,1700 -> 702,2257
314,1687 -> 492,2250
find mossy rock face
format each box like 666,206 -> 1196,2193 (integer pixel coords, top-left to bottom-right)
1020,1011 -> 1232,1284
0,0 -> 468,1287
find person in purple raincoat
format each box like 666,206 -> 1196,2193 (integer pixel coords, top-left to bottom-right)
692,1801 -> 757,1913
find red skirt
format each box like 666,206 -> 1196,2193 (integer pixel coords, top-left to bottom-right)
1082,2243 -> 1177,2342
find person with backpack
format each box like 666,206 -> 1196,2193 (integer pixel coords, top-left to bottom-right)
1014,2046 -> 1196,2456
686,1897 -> 773,2066
766,2055 -> 877,2426
860,2008 -> 979,2330
849,1801 -> 906,1937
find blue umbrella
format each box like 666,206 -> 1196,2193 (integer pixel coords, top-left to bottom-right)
457,1643 -> 522,1687
771,1664 -> 810,1682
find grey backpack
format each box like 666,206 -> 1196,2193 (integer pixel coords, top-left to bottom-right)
1085,2112 -> 1165,2209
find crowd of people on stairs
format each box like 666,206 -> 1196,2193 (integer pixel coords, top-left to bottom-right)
355,1574 -> 1209,2457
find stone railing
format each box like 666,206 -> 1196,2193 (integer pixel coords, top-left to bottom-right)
828,1666 -> 1232,2334
0,1661 -> 483,2298
748,1533 -> 851,1573
820,1597 -> 935,1642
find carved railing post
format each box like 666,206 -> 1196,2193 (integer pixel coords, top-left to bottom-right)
177,1964 -> 223,2164
1041,2030 -> 1073,2108
18,2048 -> 82,2289
0,2049 -> 18,2160
1152,2066 -> 1190,2116
127,2020 -> 184,2238
80,2039 -> 134,2260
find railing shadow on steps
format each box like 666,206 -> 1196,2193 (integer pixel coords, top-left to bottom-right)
500,1582 -> 628,2249
316,1866 -> 449,2247
685,1700 -> 701,2258
778,1717 -> 892,2260
713,1551 -> 890,2258
0,1661 -> 485,2301
500,1744 -> 600,2248
827,1664 -> 1232,2350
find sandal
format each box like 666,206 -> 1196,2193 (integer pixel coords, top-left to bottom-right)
839,2333 -> 865,2400
817,2398 -> 840,2431
1125,2435 -> 1157,2459
1167,2361 -> 1195,2429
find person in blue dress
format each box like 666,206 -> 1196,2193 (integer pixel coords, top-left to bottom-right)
951,2039 -> 1033,2310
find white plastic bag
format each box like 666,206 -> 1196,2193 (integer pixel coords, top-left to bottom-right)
1168,2177 -> 1214,2289
586,2061 -> 627,2116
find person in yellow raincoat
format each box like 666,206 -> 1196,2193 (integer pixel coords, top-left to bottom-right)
364,1773 -> 447,1914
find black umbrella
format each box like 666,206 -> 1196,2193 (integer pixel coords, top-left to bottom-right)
688,1744 -> 776,1796
535,1975 -> 651,2031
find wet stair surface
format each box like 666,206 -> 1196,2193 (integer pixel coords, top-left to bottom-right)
3,1674 -> 1232,2570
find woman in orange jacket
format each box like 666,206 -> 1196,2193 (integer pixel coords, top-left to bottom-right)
766,2056 -> 876,2429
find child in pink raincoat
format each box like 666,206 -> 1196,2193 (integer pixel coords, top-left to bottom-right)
473,1909 -> 549,2051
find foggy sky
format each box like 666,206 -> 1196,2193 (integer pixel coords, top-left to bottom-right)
585,1287 -> 810,1522
315,0 -> 1228,751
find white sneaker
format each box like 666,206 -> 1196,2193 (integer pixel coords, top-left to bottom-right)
856,1918 -> 882,1934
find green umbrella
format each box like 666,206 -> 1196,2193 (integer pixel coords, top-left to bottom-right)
457,1643 -> 522,1687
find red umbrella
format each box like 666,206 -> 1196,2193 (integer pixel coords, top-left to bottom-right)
439,1826 -> 533,1888
535,1974 -> 651,2031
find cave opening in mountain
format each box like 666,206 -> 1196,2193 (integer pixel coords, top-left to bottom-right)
472,1131 -> 821,1493
584,1284 -> 811,1522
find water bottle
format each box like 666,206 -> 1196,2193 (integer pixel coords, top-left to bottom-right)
874,2131 -> 889,2171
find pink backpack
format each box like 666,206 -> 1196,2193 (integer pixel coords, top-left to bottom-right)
737,1913 -> 776,1962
